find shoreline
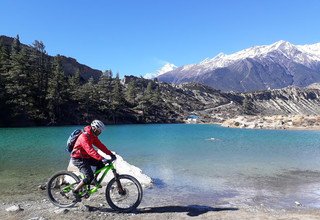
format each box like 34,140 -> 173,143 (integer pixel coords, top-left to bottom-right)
2,114 -> 320,131
2,167 -> 320,219
203,115 -> 320,131
2,192 -> 320,220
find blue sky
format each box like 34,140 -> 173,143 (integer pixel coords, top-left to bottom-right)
1,0 -> 320,77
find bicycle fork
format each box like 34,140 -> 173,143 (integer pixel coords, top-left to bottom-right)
112,169 -> 126,195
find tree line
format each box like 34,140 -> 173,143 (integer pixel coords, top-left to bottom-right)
0,36 -> 166,126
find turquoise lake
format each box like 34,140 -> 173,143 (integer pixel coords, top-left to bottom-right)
1,124 -> 320,209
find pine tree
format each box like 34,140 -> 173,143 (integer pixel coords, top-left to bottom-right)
46,55 -> 69,124
110,75 -> 125,123
97,75 -> 112,114
103,69 -> 113,79
68,69 -> 81,101
137,81 -> 154,117
145,81 -> 154,100
29,40 -> 50,122
242,96 -> 254,115
78,77 -> 98,121
0,40 -> 10,74
151,85 -> 162,104
5,36 -> 34,123
0,40 -> 11,125
125,80 -> 137,104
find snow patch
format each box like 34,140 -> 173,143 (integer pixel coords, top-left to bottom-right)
144,63 -> 177,79
169,40 -> 320,77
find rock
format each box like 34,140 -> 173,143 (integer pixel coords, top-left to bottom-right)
6,204 -> 23,212
38,184 -> 46,190
79,204 -> 94,212
28,217 -> 47,220
54,209 -> 69,214
68,152 -> 153,188
295,201 -> 302,206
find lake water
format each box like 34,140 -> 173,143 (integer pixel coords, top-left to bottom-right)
1,124 -> 320,209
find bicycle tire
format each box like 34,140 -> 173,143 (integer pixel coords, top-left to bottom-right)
47,171 -> 80,208
105,174 -> 143,212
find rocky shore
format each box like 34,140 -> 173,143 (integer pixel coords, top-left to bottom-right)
221,115 -> 320,130
2,194 -> 320,220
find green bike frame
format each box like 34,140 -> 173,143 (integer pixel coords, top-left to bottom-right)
69,162 -> 124,197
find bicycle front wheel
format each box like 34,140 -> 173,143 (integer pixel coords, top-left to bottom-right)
105,174 -> 143,212
47,171 -> 80,208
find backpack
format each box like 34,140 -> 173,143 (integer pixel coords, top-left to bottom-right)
66,129 -> 83,153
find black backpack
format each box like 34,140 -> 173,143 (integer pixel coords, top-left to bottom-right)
66,129 -> 83,153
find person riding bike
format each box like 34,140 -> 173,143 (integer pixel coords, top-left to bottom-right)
71,119 -> 116,200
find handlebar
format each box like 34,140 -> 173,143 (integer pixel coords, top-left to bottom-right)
102,158 -> 116,165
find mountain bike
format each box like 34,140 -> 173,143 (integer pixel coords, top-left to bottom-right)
46,159 -> 143,212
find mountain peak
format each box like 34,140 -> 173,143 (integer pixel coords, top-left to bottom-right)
158,40 -> 320,92
270,40 -> 295,51
144,63 -> 177,79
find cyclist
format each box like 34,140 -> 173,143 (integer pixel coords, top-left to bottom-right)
71,119 -> 116,201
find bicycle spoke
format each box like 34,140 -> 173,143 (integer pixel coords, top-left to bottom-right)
106,175 -> 142,212
47,171 -> 80,208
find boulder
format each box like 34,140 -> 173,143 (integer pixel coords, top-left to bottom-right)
68,152 -> 152,188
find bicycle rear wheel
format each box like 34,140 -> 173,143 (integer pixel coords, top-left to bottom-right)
47,171 -> 80,208
105,174 -> 143,212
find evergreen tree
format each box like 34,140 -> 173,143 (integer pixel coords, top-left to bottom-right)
29,40 -> 50,122
5,36 -> 34,123
242,96 -> 254,115
144,81 -> 154,100
137,81 -> 154,117
0,40 -> 11,125
125,80 -> 137,104
97,75 -> 112,114
0,40 -> 11,74
103,69 -> 113,79
68,69 -> 81,101
151,85 -> 162,104
110,75 -> 125,123
78,77 -> 98,121
46,55 -> 69,124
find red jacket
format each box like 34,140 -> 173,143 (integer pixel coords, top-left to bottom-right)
71,125 -> 112,160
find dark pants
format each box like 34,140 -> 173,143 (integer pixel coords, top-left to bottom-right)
72,158 -> 104,184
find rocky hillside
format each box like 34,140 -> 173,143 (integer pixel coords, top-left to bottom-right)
156,81 -> 320,123
243,86 -> 320,115
126,77 -> 320,124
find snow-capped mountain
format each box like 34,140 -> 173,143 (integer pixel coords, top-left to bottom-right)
158,40 -> 320,92
144,63 -> 177,79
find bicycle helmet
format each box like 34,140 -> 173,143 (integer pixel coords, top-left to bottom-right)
91,120 -> 105,132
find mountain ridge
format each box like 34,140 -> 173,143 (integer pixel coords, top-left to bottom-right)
157,40 -> 320,92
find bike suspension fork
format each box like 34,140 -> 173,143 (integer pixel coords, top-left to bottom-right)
112,169 -> 126,195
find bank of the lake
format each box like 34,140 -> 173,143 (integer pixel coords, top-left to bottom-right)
220,115 -> 320,130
